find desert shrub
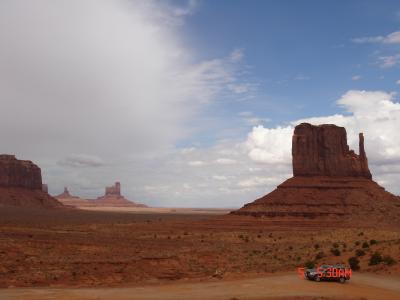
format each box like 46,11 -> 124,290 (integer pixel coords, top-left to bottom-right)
382,255 -> 397,266
305,260 -> 315,269
362,241 -> 369,249
358,232 -> 364,236
348,256 -> 360,271
369,239 -> 378,245
330,248 -> 341,256
369,252 -> 382,265
332,242 -> 339,249
355,241 -> 360,246
315,251 -> 325,260
356,249 -> 366,257
257,234 -> 262,238
314,243 -> 320,250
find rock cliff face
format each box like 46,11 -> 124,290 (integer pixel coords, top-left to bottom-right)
292,123 -> 372,178
0,155 -> 42,189
0,155 -> 63,208
232,123 -> 400,226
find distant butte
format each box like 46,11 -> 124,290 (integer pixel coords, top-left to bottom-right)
56,182 -> 148,208
0,154 -> 63,208
93,182 -> 148,207
232,123 -> 400,226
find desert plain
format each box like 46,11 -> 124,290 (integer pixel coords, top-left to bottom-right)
0,205 -> 399,300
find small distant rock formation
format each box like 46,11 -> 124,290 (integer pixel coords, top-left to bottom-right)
55,186 -> 92,207
232,123 -> 400,226
94,181 -> 147,207
56,187 -> 74,199
56,182 -> 148,208
0,154 -> 63,208
105,182 -> 121,197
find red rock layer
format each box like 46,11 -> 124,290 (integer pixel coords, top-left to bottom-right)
232,176 -> 400,225
0,187 -> 63,208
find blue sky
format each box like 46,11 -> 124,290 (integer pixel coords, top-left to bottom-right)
1,0 -> 400,207
176,0 -> 400,144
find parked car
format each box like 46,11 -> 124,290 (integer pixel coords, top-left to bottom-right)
304,264 -> 351,283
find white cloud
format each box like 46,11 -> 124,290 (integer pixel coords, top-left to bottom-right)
238,176 -> 278,188
58,154 -> 104,168
352,31 -> 400,44
379,54 -> 400,68
238,111 -> 270,126
188,160 -> 206,166
352,75 -> 361,81
397,79 -> 400,85
215,158 -> 237,165
245,125 -> 293,164
230,48 -> 244,62
213,175 -> 228,181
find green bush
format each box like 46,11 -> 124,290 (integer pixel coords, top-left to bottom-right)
305,260 -> 315,269
383,255 -> 397,266
332,242 -> 339,249
356,249 -> 366,257
369,252 -> 382,266
330,248 -> 341,256
369,239 -> 378,245
315,251 -> 325,260
362,241 -> 369,249
348,256 -> 360,271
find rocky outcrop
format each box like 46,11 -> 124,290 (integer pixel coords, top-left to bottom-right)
0,154 -> 63,208
56,182 -> 148,208
0,154 -> 42,189
292,123 -> 372,178
105,182 -> 121,197
94,182 -> 147,207
56,187 -> 74,199
232,123 -> 400,226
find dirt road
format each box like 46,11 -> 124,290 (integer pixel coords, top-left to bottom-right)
1,273 -> 399,300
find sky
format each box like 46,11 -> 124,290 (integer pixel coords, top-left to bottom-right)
0,0 -> 399,207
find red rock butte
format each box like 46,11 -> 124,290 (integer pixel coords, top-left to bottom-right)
94,182 -> 147,207
0,154 -> 62,208
292,123 -> 371,179
232,123 -> 400,226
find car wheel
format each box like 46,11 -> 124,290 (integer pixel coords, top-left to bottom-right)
315,277 -> 321,282
339,277 -> 346,284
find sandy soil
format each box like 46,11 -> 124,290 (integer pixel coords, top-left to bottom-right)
78,206 -> 233,215
1,273 -> 400,300
0,206 -> 399,291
